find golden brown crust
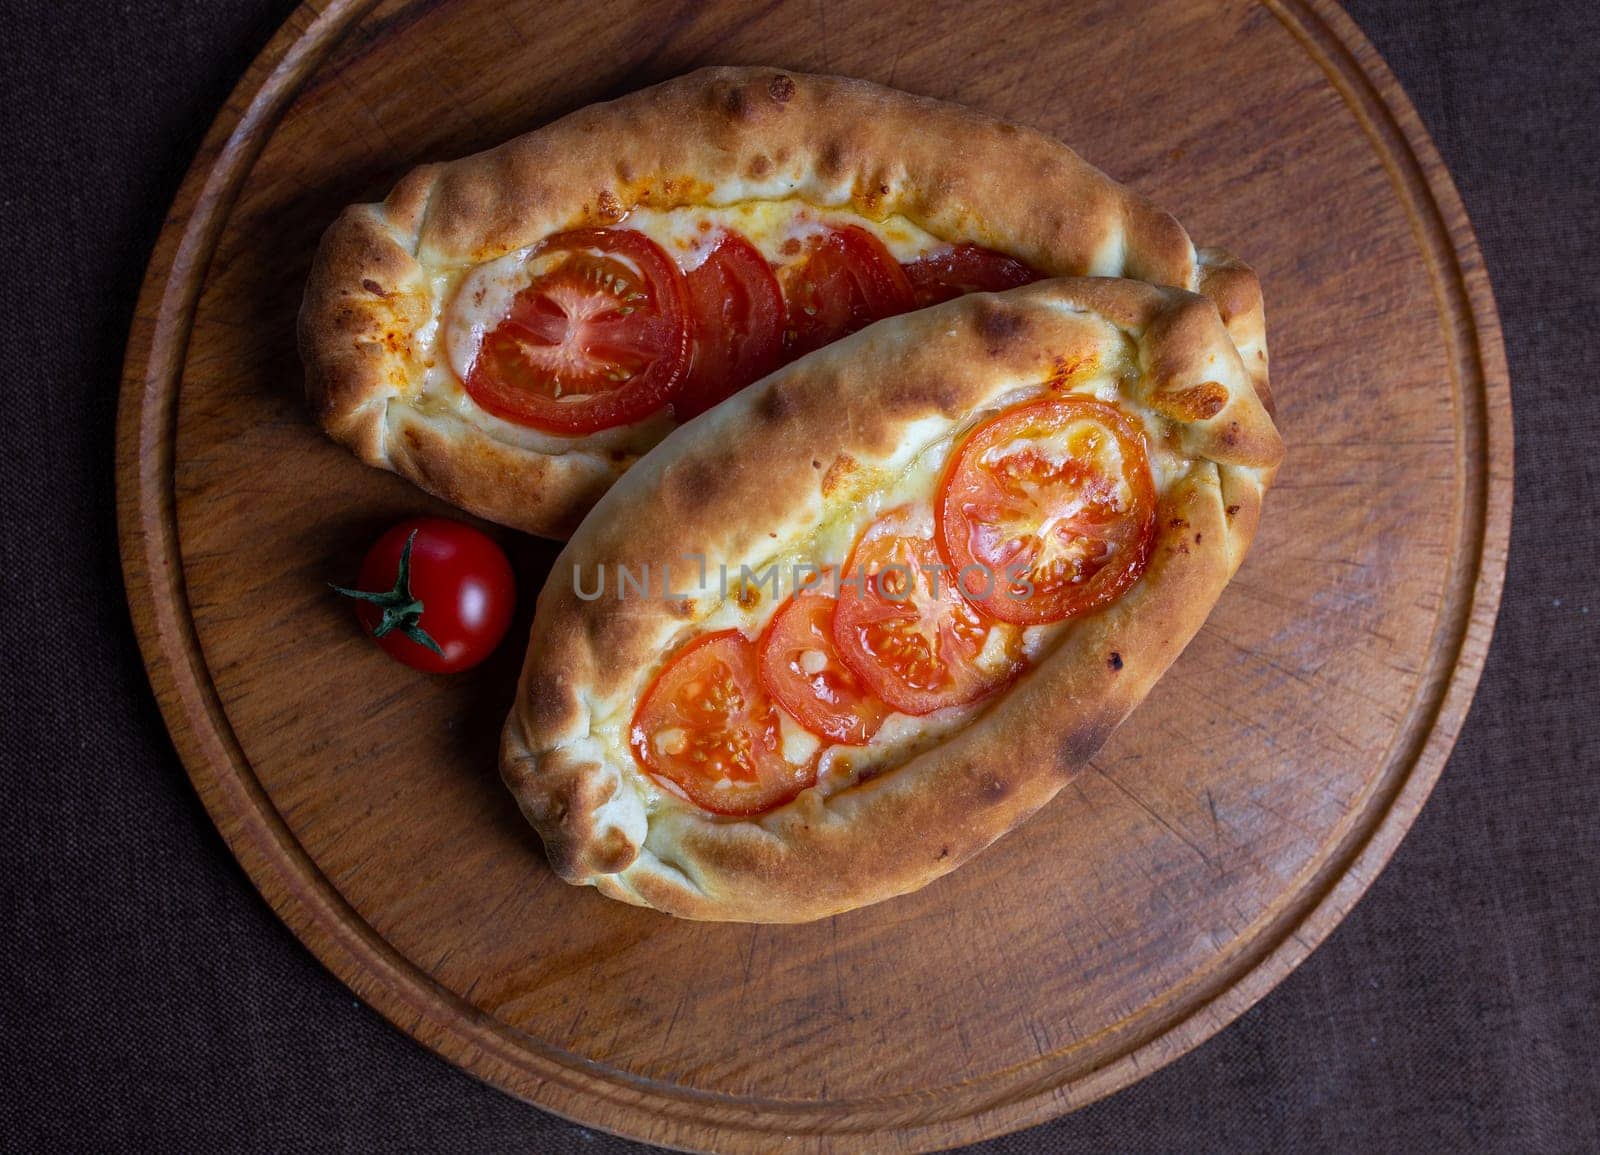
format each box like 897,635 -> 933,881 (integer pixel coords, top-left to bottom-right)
300,67 -> 1226,538
1198,247 -> 1273,416
501,278 -> 1282,921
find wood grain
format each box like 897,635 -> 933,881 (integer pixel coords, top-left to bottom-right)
116,0 -> 1512,1150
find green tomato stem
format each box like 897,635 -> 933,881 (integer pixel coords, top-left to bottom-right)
329,530 -> 445,656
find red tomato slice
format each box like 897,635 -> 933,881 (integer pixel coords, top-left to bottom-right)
463,228 -> 690,435
937,396 -> 1157,626
902,243 -> 1041,307
782,225 -> 916,357
833,508 -> 1022,715
674,232 -> 786,421
629,630 -> 815,816
758,576 -> 892,745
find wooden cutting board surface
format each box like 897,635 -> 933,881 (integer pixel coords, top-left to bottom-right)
116,0 -> 1512,1149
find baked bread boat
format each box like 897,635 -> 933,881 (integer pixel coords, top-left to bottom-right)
501,277 -> 1282,921
298,67 -> 1259,538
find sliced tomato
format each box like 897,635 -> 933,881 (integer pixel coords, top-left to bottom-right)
937,396 -> 1156,626
902,243 -> 1041,307
758,576 -> 892,745
463,228 -> 690,435
833,508 -> 1021,715
782,225 -> 916,357
629,630 -> 815,816
673,232 -> 786,421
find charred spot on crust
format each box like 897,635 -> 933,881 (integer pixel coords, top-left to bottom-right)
755,388 -> 792,424
1225,504 -> 1241,518
938,846 -> 950,860
1195,532 -> 1203,544
721,85 -> 756,121
983,777 -> 1008,800
811,459 -> 822,470
880,371 -> 962,419
1057,719 -> 1114,772
667,598 -> 695,619
746,153 -> 773,178
769,74 -> 796,103
360,278 -> 390,297
818,140 -> 848,178
1169,517 -> 1189,529
977,305 -> 1026,355
1220,420 -> 1242,447
1108,652 -> 1124,671
662,457 -> 720,514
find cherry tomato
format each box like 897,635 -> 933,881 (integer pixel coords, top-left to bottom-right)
463,228 -> 690,434
629,630 -> 815,815
833,507 -> 1022,715
673,232 -> 786,421
782,225 -> 915,357
758,574 -> 892,744
332,517 -> 515,674
937,396 -> 1156,626
902,243 -> 1041,307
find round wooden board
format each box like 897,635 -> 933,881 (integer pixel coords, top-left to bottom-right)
117,0 -> 1511,1150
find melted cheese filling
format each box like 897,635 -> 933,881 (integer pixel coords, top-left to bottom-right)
408,202 -> 951,453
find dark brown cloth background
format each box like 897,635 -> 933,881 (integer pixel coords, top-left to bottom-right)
1,1 -> 1595,1151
